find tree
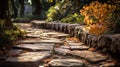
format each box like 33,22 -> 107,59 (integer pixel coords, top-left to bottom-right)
11,0 -> 18,18
18,0 -> 25,17
0,0 -> 13,27
31,0 -> 41,18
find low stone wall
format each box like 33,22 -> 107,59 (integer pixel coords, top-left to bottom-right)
31,20 -> 120,58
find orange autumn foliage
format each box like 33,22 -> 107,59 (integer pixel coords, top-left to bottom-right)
80,1 -> 116,35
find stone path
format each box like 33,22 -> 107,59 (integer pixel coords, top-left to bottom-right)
0,22 -> 116,67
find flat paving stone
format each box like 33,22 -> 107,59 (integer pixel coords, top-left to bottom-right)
100,62 -> 116,67
14,44 -> 53,51
39,40 -> 64,44
26,34 -> 41,38
39,37 -> 62,41
48,59 -> 85,67
70,45 -> 89,50
5,52 -> 50,67
61,45 -> 89,50
68,50 -> 108,63
52,34 -> 70,38
7,50 -> 23,56
55,48 -> 70,55
68,42 -> 84,46
18,39 -> 64,44
43,32 -> 61,36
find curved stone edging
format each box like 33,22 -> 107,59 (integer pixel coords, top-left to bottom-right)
31,20 -> 120,58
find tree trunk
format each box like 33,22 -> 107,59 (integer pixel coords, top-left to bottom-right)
11,0 -> 18,18
0,0 -> 13,27
31,0 -> 41,17
18,0 -> 25,17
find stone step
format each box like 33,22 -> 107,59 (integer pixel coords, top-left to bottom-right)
7,50 -> 23,56
54,48 -> 108,63
3,52 -> 51,67
52,34 -> 70,38
13,44 -> 54,51
18,39 -> 64,44
55,48 -> 70,55
48,59 -> 85,67
68,42 -> 84,46
61,45 -> 89,50
68,50 -> 108,63
26,34 -> 41,38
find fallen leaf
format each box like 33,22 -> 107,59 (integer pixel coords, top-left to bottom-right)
88,47 -> 96,52
42,59 -> 52,63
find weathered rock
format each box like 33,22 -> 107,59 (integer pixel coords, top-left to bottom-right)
70,45 -> 89,50
43,32 -> 62,36
55,48 -> 70,55
51,23 -> 55,30
68,42 -> 84,46
61,46 -> 70,49
67,24 -> 80,36
87,35 -> 98,48
59,23 -> 65,32
80,32 -> 89,44
5,52 -> 51,67
13,44 -> 53,51
18,39 -> 64,44
31,20 -> 46,29
100,62 -> 116,67
97,35 -> 112,50
46,22 -> 54,29
40,37 -> 62,41
63,24 -> 69,33
74,26 -> 84,38
52,34 -> 70,38
68,50 -> 108,63
54,23 -> 60,31
61,45 -> 89,50
108,34 -> 120,57
91,35 -> 98,48
7,50 -> 22,56
26,34 -> 41,38
39,40 -> 64,44
48,59 -> 84,67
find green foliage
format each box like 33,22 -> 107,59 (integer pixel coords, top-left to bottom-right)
46,6 -> 58,21
46,0 -> 81,22
107,8 -> 120,34
0,20 -> 25,49
60,13 -> 84,24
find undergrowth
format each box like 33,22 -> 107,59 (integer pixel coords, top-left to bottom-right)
0,20 -> 25,49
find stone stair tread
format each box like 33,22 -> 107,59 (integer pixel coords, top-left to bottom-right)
26,34 -> 41,38
18,39 -> 64,44
68,50 -> 108,63
13,44 -> 53,51
4,52 -> 50,67
61,45 -> 89,50
6,51 -> 50,62
55,48 -> 70,55
68,42 -> 84,46
52,34 -> 70,38
7,50 -> 23,56
48,59 -> 84,67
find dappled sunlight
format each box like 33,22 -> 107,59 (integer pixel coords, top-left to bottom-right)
0,0 -> 120,67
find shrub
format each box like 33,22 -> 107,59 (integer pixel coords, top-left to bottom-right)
0,20 -> 25,49
80,1 -> 117,35
46,0 -> 81,22
60,13 -> 84,24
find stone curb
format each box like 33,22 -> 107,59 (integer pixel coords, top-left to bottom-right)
31,20 -> 120,58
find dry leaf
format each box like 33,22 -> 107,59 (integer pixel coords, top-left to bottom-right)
89,47 -> 96,52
